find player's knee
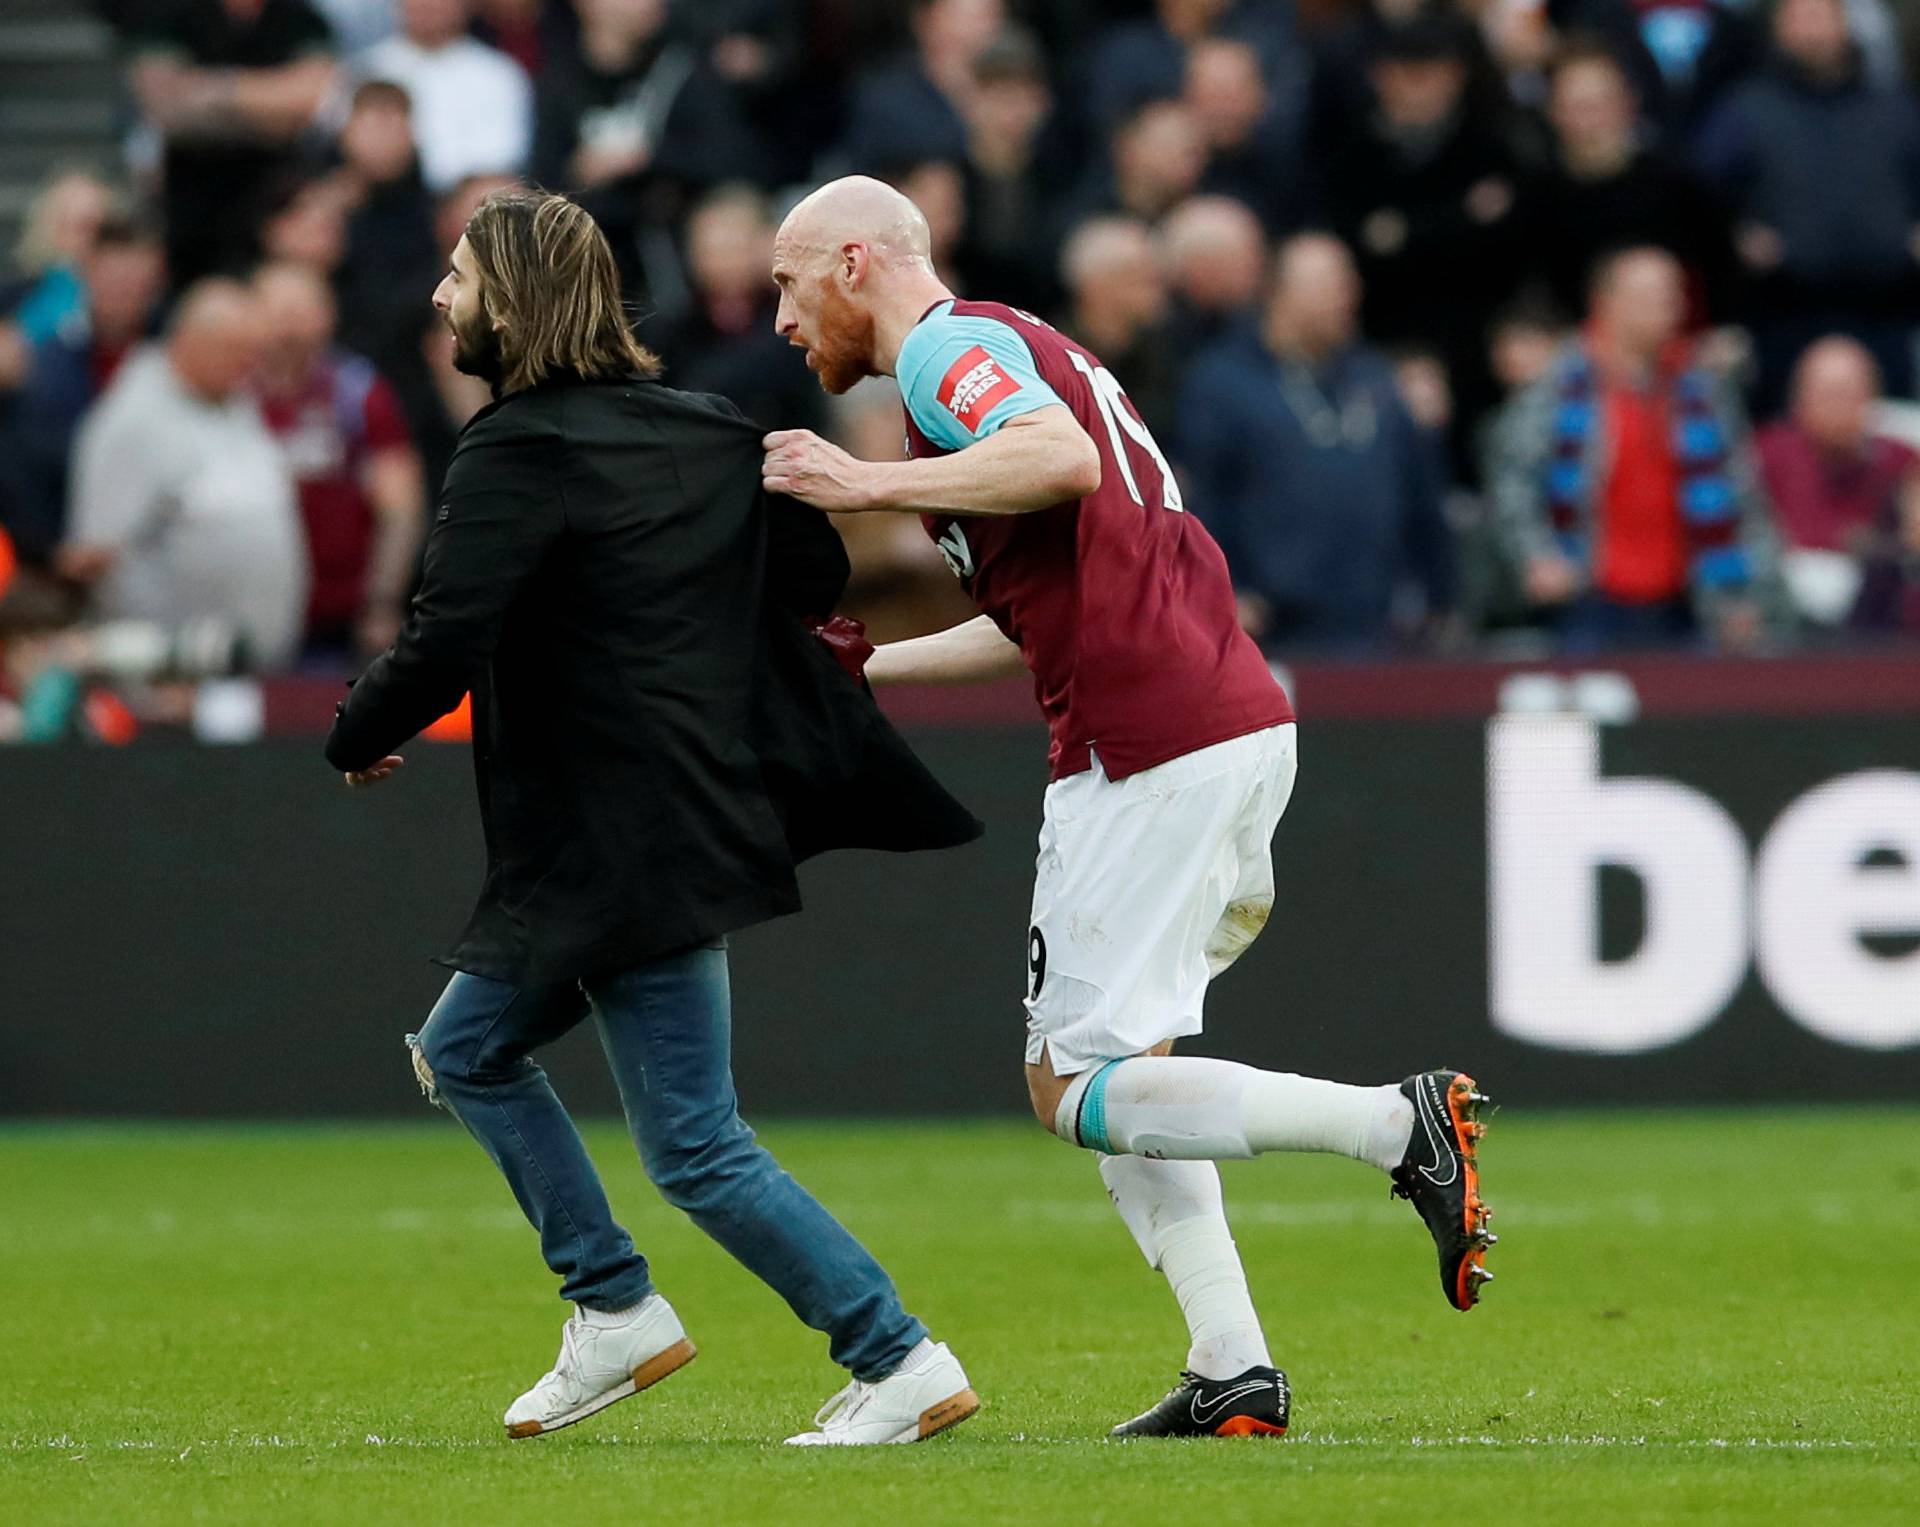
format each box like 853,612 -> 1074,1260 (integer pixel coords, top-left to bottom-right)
1025,1063 -> 1066,1134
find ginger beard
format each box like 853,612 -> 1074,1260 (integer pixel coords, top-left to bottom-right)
802,276 -> 878,395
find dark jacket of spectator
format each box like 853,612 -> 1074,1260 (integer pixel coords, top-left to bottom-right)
1695,48 -> 1920,293
531,23 -> 777,195
1525,149 -> 1730,319
0,329 -> 118,566
645,300 -> 829,439
1524,40 -> 1732,318
1179,328 -> 1454,649
127,0 -> 336,287
0,218 -> 163,566
335,166 -> 440,365
840,50 -> 971,170
1317,19 -> 1528,439
1550,0 -> 1762,136
325,375 -> 981,984
1079,0 -> 1302,136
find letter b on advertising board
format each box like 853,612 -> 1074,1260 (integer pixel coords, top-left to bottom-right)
1488,716 -> 1920,1054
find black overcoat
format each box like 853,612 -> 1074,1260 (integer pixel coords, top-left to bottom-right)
325,374 -> 982,984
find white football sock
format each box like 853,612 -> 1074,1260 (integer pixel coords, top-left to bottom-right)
1099,1154 -> 1271,1381
1061,1058 -> 1413,1173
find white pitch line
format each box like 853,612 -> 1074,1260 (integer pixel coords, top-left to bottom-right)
8,1433 -> 1903,1455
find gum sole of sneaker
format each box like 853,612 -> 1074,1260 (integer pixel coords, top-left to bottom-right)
504,1338 -> 698,1439
1446,1075 -> 1493,1311
915,1387 -> 982,1440
1213,1417 -> 1288,1438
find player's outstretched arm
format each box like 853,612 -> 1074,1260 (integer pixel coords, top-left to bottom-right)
866,614 -> 1025,685
764,408 -> 1099,518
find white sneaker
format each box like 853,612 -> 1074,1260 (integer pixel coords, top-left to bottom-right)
503,1295 -> 696,1439
784,1340 -> 979,1446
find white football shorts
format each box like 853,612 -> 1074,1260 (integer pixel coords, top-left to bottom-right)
1023,722 -> 1297,1076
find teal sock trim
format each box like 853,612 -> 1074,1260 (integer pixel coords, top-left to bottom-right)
1079,1060 -> 1125,1154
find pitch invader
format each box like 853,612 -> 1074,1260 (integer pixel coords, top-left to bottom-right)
762,178 -> 1495,1439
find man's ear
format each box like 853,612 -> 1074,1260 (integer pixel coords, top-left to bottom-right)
841,241 -> 871,290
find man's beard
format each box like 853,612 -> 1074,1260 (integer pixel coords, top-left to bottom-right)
807,284 -> 877,395
449,306 -> 503,386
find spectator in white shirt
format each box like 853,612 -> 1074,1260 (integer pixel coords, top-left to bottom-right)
62,280 -> 309,671
356,0 -> 531,193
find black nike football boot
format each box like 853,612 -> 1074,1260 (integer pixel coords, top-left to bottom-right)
1390,1070 -> 1496,1311
1110,1366 -> 1290,1438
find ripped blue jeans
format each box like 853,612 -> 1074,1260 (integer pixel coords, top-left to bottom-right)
408,941 -> 926,1381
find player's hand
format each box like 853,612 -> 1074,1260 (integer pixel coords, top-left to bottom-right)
762,429 -> 877,513
345,755 -> 405,788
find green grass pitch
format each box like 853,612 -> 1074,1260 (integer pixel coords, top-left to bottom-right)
3,1111 -> 1917,1525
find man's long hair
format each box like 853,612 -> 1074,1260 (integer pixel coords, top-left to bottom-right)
463,189 -> 660,394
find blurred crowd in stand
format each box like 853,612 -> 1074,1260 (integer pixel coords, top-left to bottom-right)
4,0 -> 1920,741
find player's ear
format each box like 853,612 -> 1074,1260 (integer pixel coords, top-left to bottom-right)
840,242 -> 869,289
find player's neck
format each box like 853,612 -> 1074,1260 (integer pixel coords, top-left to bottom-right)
874,274 -> 956,377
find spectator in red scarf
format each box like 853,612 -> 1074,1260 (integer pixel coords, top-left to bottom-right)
1488,246 -> 1781,650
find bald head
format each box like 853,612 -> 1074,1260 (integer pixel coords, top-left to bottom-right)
777,176 -> 934,274
168,278 -> 267,400
1062,216 -> 1156,289
1266,233 -> 1361,359
1161,194 -> 1266,312
772,176 -> 954,394
1793,336 -> 1882,453
1062,216 -> 1166,343
1590,246 -> 1685,361
254,260 -> 337,379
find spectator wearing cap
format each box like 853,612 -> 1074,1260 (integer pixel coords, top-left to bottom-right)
1056,216 -> 1180,449
841,0 -> 1004,170
61,279 -> 308,670
956,27 -> 1073,315
641,185 -> 828,438
1177,233 -> 1455,652
1695,0 -> 1920,414
1524,38 -> 1730,321
125,0 -> 338,287
0,214 -> 167,574
1318,11 -> 1526,442
253,261 -> 424,660
1757,336 -> 1920,629
356,0 -> 532,193
1488,247 -> 1779,652
1159,193 -> 1268,354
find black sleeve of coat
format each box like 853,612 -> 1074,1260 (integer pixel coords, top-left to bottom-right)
762,492 -> 851,621
325,432 -> 563,772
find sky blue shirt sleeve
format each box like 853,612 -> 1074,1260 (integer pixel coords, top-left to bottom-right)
897,305 -> 1065,451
